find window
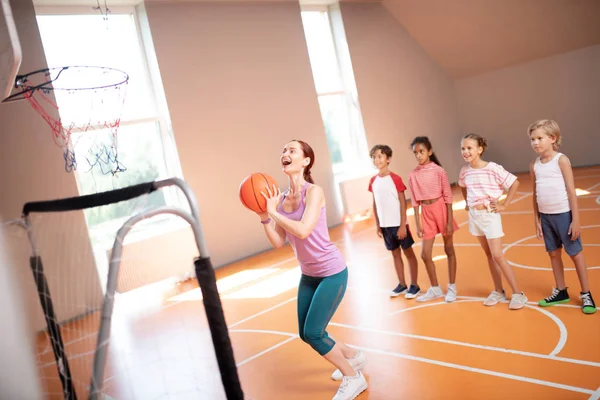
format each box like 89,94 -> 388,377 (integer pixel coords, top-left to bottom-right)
300,8 -> 371,178
35,8 -> 184,241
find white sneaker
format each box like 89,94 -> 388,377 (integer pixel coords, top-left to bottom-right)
331,350 -> 367,381
509,292 -> 528,310
483,290 -> 507,306
416,286 -> 444,302
332,371 -> 368,400
445,284 -> 457,303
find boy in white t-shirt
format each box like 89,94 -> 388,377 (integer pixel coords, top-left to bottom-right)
368,145 -> 420,298
528,119 -> 596,314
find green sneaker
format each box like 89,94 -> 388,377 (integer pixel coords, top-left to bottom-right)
538,288 -> 570,307
581,292 -> 597,314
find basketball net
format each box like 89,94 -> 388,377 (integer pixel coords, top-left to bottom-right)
10,66 -> 128,175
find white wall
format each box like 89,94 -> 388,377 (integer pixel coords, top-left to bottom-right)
455,45 -> 600,173
145,1 -> 340,267
0,217 -> 42,400
0,0 -> 103,330
339,2 -> 464,185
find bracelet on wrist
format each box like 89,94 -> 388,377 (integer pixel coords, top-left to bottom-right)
260,218 -> 271,225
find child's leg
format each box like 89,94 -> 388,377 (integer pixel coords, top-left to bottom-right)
391,247 -> 406,286
486,237 -> 521,294
402,246 -> 419,286
476,236 -> 503,292
548,248 -> 567,289
569,252 -> 590,293
442,234 -> 457,284
420,238 -> 439,286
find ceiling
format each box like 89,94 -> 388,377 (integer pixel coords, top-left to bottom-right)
32,0 -> 600,79
381,0 -> 600,78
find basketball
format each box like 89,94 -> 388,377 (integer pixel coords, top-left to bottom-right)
239,173 -> 279,213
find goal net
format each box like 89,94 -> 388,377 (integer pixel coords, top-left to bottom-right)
2,179 -> 243,400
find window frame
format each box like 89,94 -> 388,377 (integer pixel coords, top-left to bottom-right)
34,5 -> 189,245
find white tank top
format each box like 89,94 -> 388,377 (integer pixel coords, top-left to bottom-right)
534,152 -> 570,214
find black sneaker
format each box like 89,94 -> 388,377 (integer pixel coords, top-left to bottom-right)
581,292 -> 597,314
538,288 -> 569,307
390,283 -> 408,297
404,284 -> 421,299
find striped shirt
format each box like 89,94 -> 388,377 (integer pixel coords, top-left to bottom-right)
408,162 -> 453,206
458,162 -> 517,207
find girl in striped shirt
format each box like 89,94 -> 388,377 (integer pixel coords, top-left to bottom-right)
408,137 -> 459,303
459,133 -> 528,310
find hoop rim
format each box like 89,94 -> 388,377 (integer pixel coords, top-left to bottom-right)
1,65 -> 129,103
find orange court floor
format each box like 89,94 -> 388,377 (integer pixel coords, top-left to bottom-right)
35,166 -> 600,400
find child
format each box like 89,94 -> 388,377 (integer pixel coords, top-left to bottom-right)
459,133 -> 528,310
368,144 -> 420,299
408,137 -> 459,302
528,119 -> 596,314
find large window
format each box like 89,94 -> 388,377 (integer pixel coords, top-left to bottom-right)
35,8 -> 184,240
300,8 -> 371,178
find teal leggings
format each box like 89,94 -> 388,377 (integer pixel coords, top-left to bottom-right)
297,267 -> 348,356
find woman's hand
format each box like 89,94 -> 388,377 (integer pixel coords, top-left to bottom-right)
261,184 -> 283,215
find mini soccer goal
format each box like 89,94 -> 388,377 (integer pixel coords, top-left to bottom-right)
3,178 -> 243,400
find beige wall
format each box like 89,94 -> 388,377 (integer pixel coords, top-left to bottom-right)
145,1 -> 340,267
339,2 -> 464,185
0,0 -> 102,330
0,219 -> 42,400
455,45 -> 600,173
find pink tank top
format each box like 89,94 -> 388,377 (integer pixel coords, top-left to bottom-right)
277,182 -> 346,277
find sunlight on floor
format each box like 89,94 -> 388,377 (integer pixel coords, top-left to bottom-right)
576,188 -> 591,196
167,267 -> 301,302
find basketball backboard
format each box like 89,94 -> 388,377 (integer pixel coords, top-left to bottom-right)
0,0 -> 22,101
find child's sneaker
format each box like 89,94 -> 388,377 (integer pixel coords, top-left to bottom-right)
331,350 -> 367,381
416,286 -> 444,302
483,290 -> 507,306
538,288 -> 569,307
390,283 -> 408,298
332,371 -> 368,400
581,292 -> 597,314
404,284 -> 420,299
509,292 -> 528,310
445,284 -> 457,303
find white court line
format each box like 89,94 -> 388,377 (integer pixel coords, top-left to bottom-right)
235,335 -> 298,367
328,321 -> 599,368
386,296 -> 568,356
589,386 -> 600,400
228,297 -> 297,328
351,345 -> 596,396
503,226 -> 600,271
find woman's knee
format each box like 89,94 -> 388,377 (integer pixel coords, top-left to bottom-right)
303,328 -> 333,355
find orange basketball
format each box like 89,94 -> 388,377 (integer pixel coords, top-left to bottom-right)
239,173 -> 279,213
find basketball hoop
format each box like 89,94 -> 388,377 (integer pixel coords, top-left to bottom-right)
3,65 -> 129,175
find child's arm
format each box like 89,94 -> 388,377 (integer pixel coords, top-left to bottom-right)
458,167 -> 469,211
558,155 -> 581,240
258,212 -> 287,248
497,180 -> 520,211
440,169 -> 455,235
529,161 -> 543,240
413,205 -> 423,238
398,191 -> 408,239
373,196 -> 382,238
460,187 -> 468,210
407,175 -> 422,238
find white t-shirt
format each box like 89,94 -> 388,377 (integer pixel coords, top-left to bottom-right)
534,153 -> 570,214
368,172 -> 407,228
